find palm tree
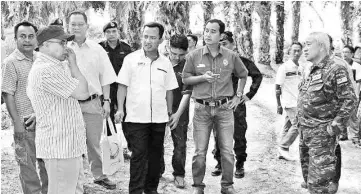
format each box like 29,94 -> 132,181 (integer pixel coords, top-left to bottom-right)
234,1 -> 254,61
156,1 -> 190,35
340,1 -> 354,46
291,1 -> 301,42
256,1 -> 271,66
275,1 -> 285,64
202,1 -> 214,26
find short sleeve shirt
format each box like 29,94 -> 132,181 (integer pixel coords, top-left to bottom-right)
27,53 -> 86,159
1,49 -> 35,118
182,46 -> 248,100
67,39 -> 117,95
99,40 -> 132,75
116,49 -> 178,123
275,60 -> 308,108
351,61 -> 361,82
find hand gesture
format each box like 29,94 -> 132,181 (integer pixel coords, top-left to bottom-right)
240,95 -> 250,104
168,113 -> 180,130
64,47 -> 77,65
228,96 -> 241,111
25,113 -> 36,131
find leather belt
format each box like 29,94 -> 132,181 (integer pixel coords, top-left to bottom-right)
78,94 -> 98,103
195,97 -> 231,107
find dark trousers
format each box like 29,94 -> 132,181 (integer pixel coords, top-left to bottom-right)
160,113 -> 189,177
213,103 -> 247,165
125,122 -> 166,194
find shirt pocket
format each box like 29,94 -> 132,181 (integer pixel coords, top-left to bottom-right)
195,64 -> 210,75
153,67 -> 167,88
219,67 -> 233,83
307,80 -> 326,105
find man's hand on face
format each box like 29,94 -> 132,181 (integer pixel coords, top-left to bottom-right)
65,47 -> 77,65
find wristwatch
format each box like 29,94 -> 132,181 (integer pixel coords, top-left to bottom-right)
103,98 -> 111,103
236,92 -> 243,98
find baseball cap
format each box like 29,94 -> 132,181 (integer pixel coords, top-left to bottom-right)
103,21 -> 118,32
36,25 -> 74,46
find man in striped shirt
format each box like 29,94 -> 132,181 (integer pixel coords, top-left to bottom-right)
2,21 -> 48,194
27,25 -> 89,194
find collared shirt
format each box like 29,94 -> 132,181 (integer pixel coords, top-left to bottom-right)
116,49 -> 178,123
350,60 -> 361,82
27,52 -> 86,159
182,45 -> 248,100
275,60 -> 308,108
1,49 -> 35,119
297,56 -> 357,127
99,39 -> 132,75
67,39 -> 117,96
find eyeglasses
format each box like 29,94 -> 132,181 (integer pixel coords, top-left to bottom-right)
18,34 -> 35,40
46,40 -> 67,46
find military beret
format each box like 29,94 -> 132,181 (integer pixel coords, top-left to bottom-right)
50,18 -> 63,26
103,21 -> 118,32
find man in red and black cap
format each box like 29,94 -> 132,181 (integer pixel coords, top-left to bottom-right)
27,25 -> 90,193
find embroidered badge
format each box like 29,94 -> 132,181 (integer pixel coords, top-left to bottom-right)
223,59 -> 228,66
337,77 -> 348,84
111,22 -> 115,27
312,74 -> 322,80
197,64 -> 205,68
138,62 -> 145,66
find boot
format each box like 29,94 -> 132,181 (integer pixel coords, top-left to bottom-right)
211,162 -> 222,176
235,161 -> 245,179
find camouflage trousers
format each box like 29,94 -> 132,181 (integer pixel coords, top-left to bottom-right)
299,124 -> 340,194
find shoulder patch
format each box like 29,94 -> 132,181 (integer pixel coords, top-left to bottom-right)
337,77 -> 348,84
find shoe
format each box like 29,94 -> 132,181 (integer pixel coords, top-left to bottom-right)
192,187 -> 204,194
174,176 -> 185,189
235,161 -> 245,179
221,187 -> 236,194
278,147 -> 296,161
211,163 -> 222,176
94,178 -> 116,190
301,182 -> 307,189
328,182 -> 339,194
339,135 -> 348,141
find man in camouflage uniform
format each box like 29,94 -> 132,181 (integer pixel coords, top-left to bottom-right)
297,32 -> 357,194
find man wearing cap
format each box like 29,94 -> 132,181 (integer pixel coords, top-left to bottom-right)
99,21 -> 132,145
2,21 -> 48,194
182,19 -> 248,194
27,25 -> 89,194
67,11 -> 118,189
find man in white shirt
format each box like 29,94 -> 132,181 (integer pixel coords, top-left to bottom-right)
67,11 -> 118,190
115,22 -> 178,194
342,45 -> 361,145
275,42 -> 307,161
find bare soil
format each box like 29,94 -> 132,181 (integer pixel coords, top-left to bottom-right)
2,76 -> 361,194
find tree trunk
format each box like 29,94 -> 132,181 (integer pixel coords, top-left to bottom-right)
127,2 -> 144,51
256,2 -> 271,65
275,1 -> 285,64
156,2 -> 190,35
340,1 -> 353,46
234,1 -> 254,61
291,1 -> 301,42
222,1 -> 232,29
202,1 -> 214,26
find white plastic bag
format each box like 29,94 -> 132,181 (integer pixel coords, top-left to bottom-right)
115,123 -> 128,149
100,118 -> 124,175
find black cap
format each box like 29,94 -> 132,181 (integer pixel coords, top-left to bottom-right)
103,21 -> 118,32
50,18 -> 63,26
36,25 -> 74,46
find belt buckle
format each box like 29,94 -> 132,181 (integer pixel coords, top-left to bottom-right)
209,101 -> 216,107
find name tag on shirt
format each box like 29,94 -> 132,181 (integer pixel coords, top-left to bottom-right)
197,64 -> 205,68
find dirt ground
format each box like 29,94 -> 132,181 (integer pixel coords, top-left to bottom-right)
2,75 -> 361,194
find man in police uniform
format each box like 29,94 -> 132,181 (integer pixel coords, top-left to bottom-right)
297,32 -> 357,194
99,21 -> 132,134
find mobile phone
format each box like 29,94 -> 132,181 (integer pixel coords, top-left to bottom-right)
212,74 -> 220,78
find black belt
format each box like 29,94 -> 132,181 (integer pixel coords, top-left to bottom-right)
78,94 -> 98,103
195,97 -> 231,107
